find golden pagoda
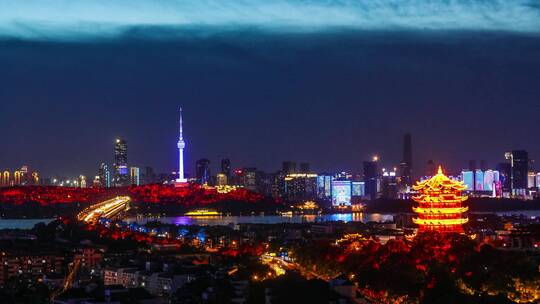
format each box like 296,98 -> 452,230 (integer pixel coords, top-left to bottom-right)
412,166 -> 468,233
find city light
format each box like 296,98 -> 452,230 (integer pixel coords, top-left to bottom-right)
412,166 -> 469,233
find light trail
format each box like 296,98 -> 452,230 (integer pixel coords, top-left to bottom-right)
77,196 -> 131,224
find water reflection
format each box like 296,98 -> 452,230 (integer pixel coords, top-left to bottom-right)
127,213 -> 395,226
0,219 -> 54,230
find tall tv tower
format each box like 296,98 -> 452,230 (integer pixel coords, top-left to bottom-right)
176,107 -> 187,183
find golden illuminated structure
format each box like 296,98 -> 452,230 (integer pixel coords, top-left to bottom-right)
202,184 -> 238,193
298,201 -> 318,210
185,209 -> 221,216
412,166 -> 468,233
14,171 -> 21,185
1,171 -> 9,186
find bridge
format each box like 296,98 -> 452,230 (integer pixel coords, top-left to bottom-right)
77,196 -> 131,224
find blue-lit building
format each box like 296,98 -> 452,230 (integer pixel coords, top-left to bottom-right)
475,169 -> 484,191
331,180 -> 352,206
363,160 -> 378,200
461,169 -> 501,196
196,158 -> 211,185
317,174 -> 333,199
483,170 -> 500,192
113,138 -> 129,187
99,162 -> 111,188
462,170 -> 474,191
352,181 -> 365,197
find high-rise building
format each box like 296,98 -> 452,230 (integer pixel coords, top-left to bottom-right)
528,171 -> 536,189
176,107 -> 187,183
496,163 -> 511,193
505,150 -> 529,194
113,138 -> 128,187
79,175 -> 87,188
352,181 -> 365,197
130,167 -> 140,186
483,170 -> 500,192
282,161 -> 297,175
399,133 -> 412,190
256,171 -> 275,197
242,167 -> 258,192
317,174 -> 333,199
216,173 -> 227,186
461,170 -> 474,191
284,173 -> 318,201
221,159 -> 231,178
381,169 -> 398,199
331,180 -> 352,206
474,169 -> 484,191
98,162 -> 111,188
299,163 -> 310,174
363,157 -> 378,201
195,159 -> 211,185
144,166 -> 155,184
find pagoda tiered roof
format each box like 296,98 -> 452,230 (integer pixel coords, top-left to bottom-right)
412,167 -> 467,192
412,166 -> 469,233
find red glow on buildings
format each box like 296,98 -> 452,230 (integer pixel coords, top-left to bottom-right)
0,184 -> 265,207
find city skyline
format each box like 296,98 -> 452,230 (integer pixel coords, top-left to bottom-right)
0,107 -> 538,178
1,6 -> 539,179
1,3 -> 539,303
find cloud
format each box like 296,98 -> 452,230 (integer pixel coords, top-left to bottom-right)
1,0 -> 539,40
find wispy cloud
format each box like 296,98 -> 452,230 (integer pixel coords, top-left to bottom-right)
1,0 -> 539,40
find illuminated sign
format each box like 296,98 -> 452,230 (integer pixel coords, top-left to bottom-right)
332,180 -> 351,206
317,175 -> 332,198
352,181 -> 365,197
461,170 -> 474,191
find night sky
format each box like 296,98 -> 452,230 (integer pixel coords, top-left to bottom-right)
1,1 -> 539,178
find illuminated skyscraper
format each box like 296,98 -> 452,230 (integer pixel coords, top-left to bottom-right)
130,167 -> 140,186
496,163 -> 511,193
363,156 -> 378,200
528,171 -> 536,189
317,174 -> 333,199
216,173 -> 227,186
331,180 -> 352,206
505,150 -> 528,194
474,169 -> 484,191
113,139 -> 128,187
483,170 -> 500,192
99,162 -> 111,188
195,159 -> 211,185
399,133 -> 413,189
461,170 -> 474,191
176,108 -> 187,183
381,168 -> 398,199
284,173 -> 318,201
79,175 -> 87,188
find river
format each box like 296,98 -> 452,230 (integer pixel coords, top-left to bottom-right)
1,210 -> 538,229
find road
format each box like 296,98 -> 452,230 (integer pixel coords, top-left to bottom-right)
77,196 -> 131,224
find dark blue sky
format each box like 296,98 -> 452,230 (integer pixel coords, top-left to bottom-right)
1,30 -> 539,178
